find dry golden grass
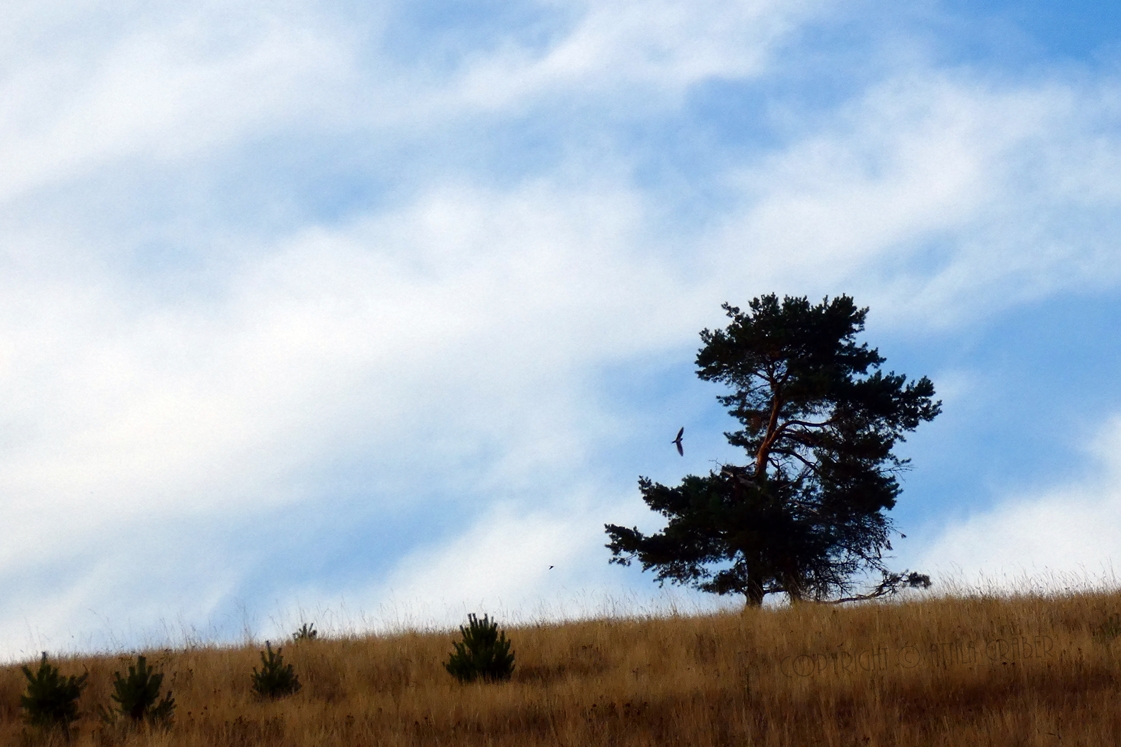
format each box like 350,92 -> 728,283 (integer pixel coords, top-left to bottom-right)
2,588 -> 1120,746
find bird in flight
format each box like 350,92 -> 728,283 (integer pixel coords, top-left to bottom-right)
672,427 -> 684,456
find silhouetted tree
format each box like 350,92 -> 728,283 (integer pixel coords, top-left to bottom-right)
606,294 -> 939,606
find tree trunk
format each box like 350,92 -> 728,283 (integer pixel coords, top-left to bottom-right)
744,579 -> 765,607
783,571 -> 806,604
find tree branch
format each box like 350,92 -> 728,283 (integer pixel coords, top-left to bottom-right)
825,571 -> 931,604
780,418 -> 835,431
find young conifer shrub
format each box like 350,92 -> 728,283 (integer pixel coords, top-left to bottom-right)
292,622 -> 318,642
99,655 -> 175,727
251,642 -> 301,699
445,613 -> 515,683
20,653 -> 88,737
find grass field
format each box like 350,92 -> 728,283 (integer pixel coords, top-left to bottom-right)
2,588 -> 1120,746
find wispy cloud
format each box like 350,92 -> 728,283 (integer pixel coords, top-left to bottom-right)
0,4 -> 354,202
707,70 -> 1121,324
916,415 -> 1121,591
441,0 -> 830,111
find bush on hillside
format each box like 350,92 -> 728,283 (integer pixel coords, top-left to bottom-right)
445,613 -> 515,683
99,655 -> 175,727
20,653 -> 88,737
292,623 -> 318,643
251,642 -> 301,699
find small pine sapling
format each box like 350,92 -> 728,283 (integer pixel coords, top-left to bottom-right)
251,642 -> 302,699
20,652 -> 89,737
292,622 -> 318,642
99,655 -> 175,727
445,613 -> 515,683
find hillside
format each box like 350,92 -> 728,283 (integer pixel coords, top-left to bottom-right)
2,589 -> 1120,746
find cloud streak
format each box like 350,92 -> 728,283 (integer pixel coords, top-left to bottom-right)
917,415 -> 1121,592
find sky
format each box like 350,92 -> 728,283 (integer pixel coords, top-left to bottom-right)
2,0 -> 1121,660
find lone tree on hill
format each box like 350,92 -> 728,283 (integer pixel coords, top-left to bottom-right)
605,294 -> 940,607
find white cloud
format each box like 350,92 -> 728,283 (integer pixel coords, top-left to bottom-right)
704,70 -> 1121,325
375,502 -> 601,617
0,4 -> 355,202
0,0 -> 834,205
298,486 -> 741,636
915,415 -> 1121,592
0,178 -> 689,584
445,0 -> 830,112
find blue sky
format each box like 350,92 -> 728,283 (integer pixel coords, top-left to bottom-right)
2,0 -> 1121,659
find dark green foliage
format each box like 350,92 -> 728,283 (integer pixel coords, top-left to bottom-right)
20,653 -> 88,736
251,642 -> 301,699
445,614 -> 515,683
292,622 -> 318,642
606,294 -> 940,606
99,655 -> 175,727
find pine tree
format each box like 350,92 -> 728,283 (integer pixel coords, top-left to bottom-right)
251,642 -> 301,699
445,614 -> 515,683
20,653 -> 88,738
607,295 -> 939,606
101,655 -> 175,727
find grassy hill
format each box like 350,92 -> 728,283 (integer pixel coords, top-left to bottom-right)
2,589 -> 1120,745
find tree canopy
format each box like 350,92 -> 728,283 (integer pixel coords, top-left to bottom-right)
605,294 -> 941,606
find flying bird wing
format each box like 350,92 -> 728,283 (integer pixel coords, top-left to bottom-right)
672,427 -> 684,456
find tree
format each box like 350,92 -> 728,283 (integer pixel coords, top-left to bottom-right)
605,294 -> 940,607
101,655 -> 175,727
20,653 -> 88,738
444,613 -> 516,684
250,642 -> 302,699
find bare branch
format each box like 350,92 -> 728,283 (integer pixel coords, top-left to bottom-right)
825,572 -> 931,604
